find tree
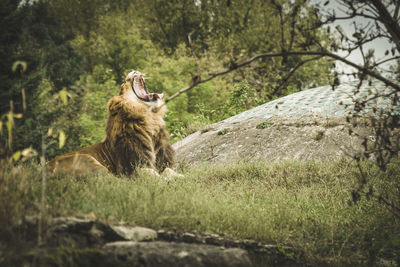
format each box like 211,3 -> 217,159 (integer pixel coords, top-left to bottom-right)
165,0 -> 399,101
317,0 -> 400,218
0,0 -> 28,114
0,0 -> 85,159
133,0 -> 201,53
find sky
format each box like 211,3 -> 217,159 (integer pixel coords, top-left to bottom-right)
313,0 -> 396,80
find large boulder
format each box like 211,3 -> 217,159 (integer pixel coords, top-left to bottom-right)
174,80 -> 398,166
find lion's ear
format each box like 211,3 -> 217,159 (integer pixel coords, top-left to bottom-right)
120,82 -> 131,95
119,83 -> 125,95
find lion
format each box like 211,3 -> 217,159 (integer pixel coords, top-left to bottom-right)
45,70 -> 179,178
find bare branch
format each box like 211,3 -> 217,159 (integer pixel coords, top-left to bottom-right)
374,56 -> 400,67
369,0 -> 400,52
394,0 -> 400,20
272,55 -> 324,95
165,50 -> 400,103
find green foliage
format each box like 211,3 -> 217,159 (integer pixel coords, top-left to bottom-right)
219,81 -> 263,119
256,121 -> 274,129
217,129 -> 228,136
0,161 -> 40,262
133,0 -> 202,53
1,0 -> 335,158
69,14 -> 158,80
74,74 -> 118,147
313,130 -> 325,141
1,160 -> 399,265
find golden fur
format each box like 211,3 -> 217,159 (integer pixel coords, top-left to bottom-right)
45,72 -> 175,176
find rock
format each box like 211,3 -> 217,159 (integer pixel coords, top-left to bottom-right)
173,80 -> 398,166
111,225 -> 157,241
182,232 -> 197,243
204,235 -> 225,246
104,241 -> 253,267
46,217 -> 122,248
22,247 -> 116,267
15,217 -> 297,266
173,115 -> 370,167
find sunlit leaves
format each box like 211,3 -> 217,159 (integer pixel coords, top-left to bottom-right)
47,127 -> 53,137
9,150 -> 21,163
9,147 -> 37,163
59,88 -> 68,105
59,130 -> 66,149
11,61 -> 27,73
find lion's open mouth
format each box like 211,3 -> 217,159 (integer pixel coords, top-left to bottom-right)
130,70 -> 163,102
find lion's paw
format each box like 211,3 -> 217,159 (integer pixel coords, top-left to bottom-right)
139,167 -> 161,177
161,167 -> 184,180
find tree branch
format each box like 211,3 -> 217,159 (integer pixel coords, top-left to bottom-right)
272,55 -> 324,96
374,56 -> 400,67
369,0 -> 400,53
165,50 -> 400,103
394,0 -> 400,20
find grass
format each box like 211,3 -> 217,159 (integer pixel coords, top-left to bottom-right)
217,129 -> 228,135
312,129 -> 326,141
323,120 -> 341,128
1,159 -> 400,265
256,121 -> 274,129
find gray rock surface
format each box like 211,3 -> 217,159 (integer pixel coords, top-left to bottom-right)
18,216 -> 296,266
104,241 -> 253,267
111,225 -> 157,242
46,216 -> 128,248
173,114 -> 371,166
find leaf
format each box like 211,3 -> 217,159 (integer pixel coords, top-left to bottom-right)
47,127 -> 53,137
6,117 -> 13,134
11,61 -> 27,73
9,150 -> 21,163
21,88 -> 27,111
6,112 -> 14,126
22,147 -> 34,157
335,25 -> 344,33
21,147 -> 37,161
13,113 -> 23,119
59,130 -> 66,149
59,88 -> 68,104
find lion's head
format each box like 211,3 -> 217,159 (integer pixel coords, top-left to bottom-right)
120,70 -> 164,111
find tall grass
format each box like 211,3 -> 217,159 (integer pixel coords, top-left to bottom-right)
1,159 -> 399,265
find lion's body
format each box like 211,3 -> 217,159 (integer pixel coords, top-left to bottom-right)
45,72 -> 175,176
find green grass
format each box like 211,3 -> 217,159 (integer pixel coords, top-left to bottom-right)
256,121 -> 274,129
312,129 -> 326,141
1,159 -> 400,265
